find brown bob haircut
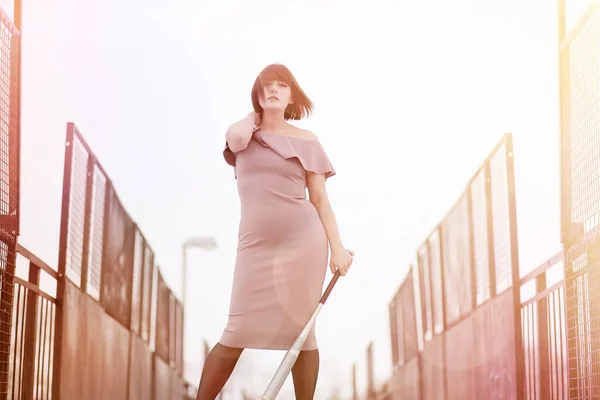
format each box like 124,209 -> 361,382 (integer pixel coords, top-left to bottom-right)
251,64 -> 314,120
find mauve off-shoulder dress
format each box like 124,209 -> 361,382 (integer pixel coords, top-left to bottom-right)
219,129 -> 336,351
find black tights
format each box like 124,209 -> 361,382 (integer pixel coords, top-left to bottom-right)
196,343 -> 320,400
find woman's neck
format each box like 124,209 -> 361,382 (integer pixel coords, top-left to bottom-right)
259,110 -> 288,132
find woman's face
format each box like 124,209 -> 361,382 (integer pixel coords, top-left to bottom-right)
259,80 -> 293,113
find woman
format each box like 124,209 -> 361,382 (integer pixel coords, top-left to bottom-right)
197,64 -> 354,400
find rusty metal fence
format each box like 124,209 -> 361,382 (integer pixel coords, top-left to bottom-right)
558,0 -> 600,397
0,120 -> 197,400
347,0 -> 600,398
50,122 -> 191,399
0,0 -> 194,396
358,250 -> 570,400
356,130 -> 574,400
388,267 -> 420,400
364,133 -> 524,400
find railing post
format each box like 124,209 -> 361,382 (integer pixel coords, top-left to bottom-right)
506,133 -> 524,400
352,363 -> 358,400
367,342 -> 374,400
535,272 -> 550,399
21,262 -> 40,400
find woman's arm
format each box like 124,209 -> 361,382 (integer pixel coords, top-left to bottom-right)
307,171 -> 353,275
226,112 -> 258,153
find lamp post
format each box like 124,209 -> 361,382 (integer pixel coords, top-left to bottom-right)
182,236 -> 217,381
182,237 -> 217,309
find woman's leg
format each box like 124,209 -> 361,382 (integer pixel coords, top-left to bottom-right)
196,343 -> 244,400
291,349 -> 320,400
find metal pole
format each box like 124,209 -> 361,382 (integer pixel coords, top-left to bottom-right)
182,243 -> 188,380
14,0 -> 22,238
182,237 -> 216,390
182,244 -> 187,311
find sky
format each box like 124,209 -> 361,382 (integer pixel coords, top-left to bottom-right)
4,0 -> 592,398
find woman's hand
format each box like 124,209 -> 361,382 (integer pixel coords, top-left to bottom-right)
226,112 -> 258,153
329,248 -> 355,276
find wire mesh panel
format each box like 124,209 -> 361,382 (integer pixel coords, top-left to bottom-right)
567,6 -> 600,240
441,192 -> 473,326
565,238 -> 600,398
0,244 -> 15,397
62,129 -> 89,287
400,268 -> 418,363
85,164 -> 106,301
58,124 -> 115,303
560,3 -> 600,398
0,11 -> 19,398
428,229 -> 444,335
0,241 -> 15,397
470,168 -> 491,306
0,9 -> 19,244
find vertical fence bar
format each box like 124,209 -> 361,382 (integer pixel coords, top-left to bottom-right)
437,226 -> 449,400
438,229 -> 447,332
366,342 -> 374,399
51,124 -> 75,400
352,363 -> 358,400
535,272 -> 550,400
467,185 -> 478,313
418,244 -> 432,344
556,0 -> 577,396
12,0 -> 22,240
505,134 -> 524,399
9,80 -> 19,245
389,294 -> 399,367
20,262 -> 40,399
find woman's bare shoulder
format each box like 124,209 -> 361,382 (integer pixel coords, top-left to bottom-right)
287,125 -> 319,141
